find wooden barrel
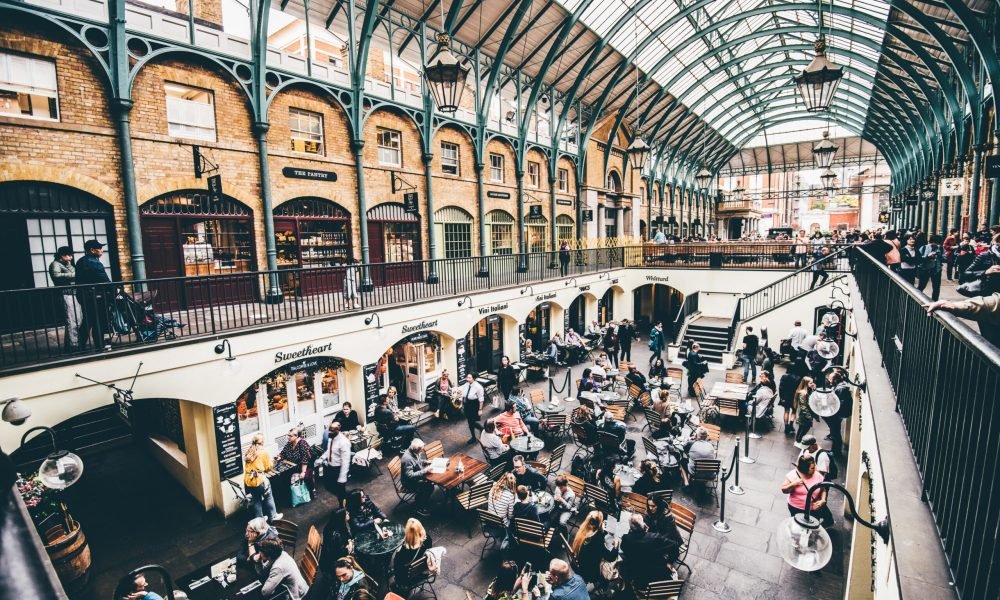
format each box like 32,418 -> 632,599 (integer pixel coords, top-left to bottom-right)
44,523 -> 91,594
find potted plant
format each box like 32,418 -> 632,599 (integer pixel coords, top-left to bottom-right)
16,474 -> 91,593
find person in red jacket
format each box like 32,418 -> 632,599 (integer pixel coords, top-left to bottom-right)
943,228 -> 959,280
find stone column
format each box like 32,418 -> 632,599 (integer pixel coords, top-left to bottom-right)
112,99 -> 146,281
353,140 -> 374,290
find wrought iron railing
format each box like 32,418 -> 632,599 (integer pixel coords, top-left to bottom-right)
668,292 -> 700,343
853,249 -> 1000,600
643,242 -> 852,269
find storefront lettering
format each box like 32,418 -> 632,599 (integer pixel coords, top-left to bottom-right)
477,302 -> 509,315
578,285 -> 590,292
401,319 -> 438,334
645,275 -> 670,282
274,342 -> 333,363
533,293 -> 557,301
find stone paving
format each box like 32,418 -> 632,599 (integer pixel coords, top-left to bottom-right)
72,337 -> 848,600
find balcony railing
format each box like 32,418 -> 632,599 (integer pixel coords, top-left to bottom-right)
715,200 -> 762,212
853,249 -> 1000,600
1,244 -> 848,373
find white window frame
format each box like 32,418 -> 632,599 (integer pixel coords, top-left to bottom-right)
0,51 -> 60,122
441,141 -> 460,176
377,127 -> 402,167
527,161 -> 540,188
557,168 -> 569,192
164,82 -> 216,141
489,153 -> 505,183
289,107 -> 324,155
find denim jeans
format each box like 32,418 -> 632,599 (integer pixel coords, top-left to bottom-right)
248,481 -> 278,520
742,352 -> 757,383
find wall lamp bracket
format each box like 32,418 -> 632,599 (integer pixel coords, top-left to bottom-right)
564,278 -> 577,287
457,296 -> 473,308
520,286 -> 534,296
364,313 -> 382,329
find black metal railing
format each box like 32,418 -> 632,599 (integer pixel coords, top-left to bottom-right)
668,292 -> 700,343
0,480 -> 68,599
854,249 -> 1000,600
738,246 -> 853,321
642,242 -> 852,269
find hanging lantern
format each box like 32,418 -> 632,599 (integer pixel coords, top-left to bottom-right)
793,37 -> 844,112
695,167 -> 713,190
820,167 -> 837,191
627,135 -> 651,171
813,130 -> 838,169
424,33 -> 470,113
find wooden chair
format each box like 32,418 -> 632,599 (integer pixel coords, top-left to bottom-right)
512,518 -> 555,551
637,390 -> 653,409
725,371 -> 744,384
716,398 -> 741,423
271,519 -> 299,555
669,502 -> 696,563
537,444 -> 566,479
643,407 -> 662,433
529,389 -> 546,405
666,367 -> 683,389
690,459 -> 722,504
603,404 -> 627,422
477,509 -> 506,559
559,533 -> 579,570
539,413 -> 569,442
621,491 -> 649,516
642,436 -> 661,462
701,422 -> 722,445
401,555 -> 437,600
562,473 -> 587,525
297,548 -> 318,586
456,481 -> 494,537
627,383 -> 643,404
473,461 -> 508,486
597,430 -> 625,461
607,397 -> 634,422
570,424 -> 597,461
646,488 -> 674,505
527,460 -> 548,473
306,525 -> 322,560
633,579 -> 686,599
424,440 -> 445,461
387,456 -> 416,505
583,482 -> 615,514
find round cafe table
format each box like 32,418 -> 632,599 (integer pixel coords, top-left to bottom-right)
354,521 -> 403,582
535,401 -> 566,417
509,435 -> 545,459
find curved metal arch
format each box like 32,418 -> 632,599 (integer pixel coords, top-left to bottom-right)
263,76 -> 352,116
484,132 -> 522,164
934,0 -> 1000,130
128,46 -> 256,112
477,0 -> 537,122
359,101 -> 426,145
430,119 -> 481,158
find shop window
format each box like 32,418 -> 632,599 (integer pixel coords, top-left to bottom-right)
527,222 -> 547,253
556,215 -> 574,244
558,168 -> 569,192
527,161 -> 540,188
486,210 -> 514,255
443,222 -> 472,258
289,107 -> 323,155
377,127 -> 402,166
321,367 -> 341,409
27,217 -> 111,288
165,83 -> 216,141
383,222 -> 418,261
489,153 -> 504,182
237,386 -> 260,437
441,141 -> 460,176
0,51 -> 59,121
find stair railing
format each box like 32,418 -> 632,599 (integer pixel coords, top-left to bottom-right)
669,292 -> 700,343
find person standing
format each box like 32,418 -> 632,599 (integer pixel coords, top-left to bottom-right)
917,234 -> 943,300
793,376 -> 816,446
780,454 -> 833,527
788,320 -> 807,362
683,342 -> 708,397
323,422 -> 351,504
243,433 -> 282,522
343,258 -> 361,310
279,426 -> 315,496
793,230 -> 810,268
497,355 -> 517,401
943,228 -> 959,281
741,326 -> 759,384
75,239 -> 111,350
898,236 -> 922,285
883,230 -> 901,271
558,242 -> 571,276
602,324 -> 619,368
954,232 -> 976,278
48,246 -> 81,350
459,373 -> 485,443
809,247 -> 830,289
647,321 -> 664,366
618,319 -> 634,363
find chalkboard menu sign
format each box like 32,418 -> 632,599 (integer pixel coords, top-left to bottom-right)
518,324 -> 526,361
403,192 -> 419,214
363,363 -> 379,417
456,336 -> 468,380
212,403 -> 242,481
564,307 -> 570,335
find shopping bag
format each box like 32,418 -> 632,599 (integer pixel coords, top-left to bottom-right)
290,480 -> 312,507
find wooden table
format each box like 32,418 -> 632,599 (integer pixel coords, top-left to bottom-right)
176,557 -> 262,600
710,382 -> 749,401
424,453 -> 488,490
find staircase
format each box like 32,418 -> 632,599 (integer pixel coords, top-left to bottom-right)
11,404 -> 133,473
682,318 -> 730,363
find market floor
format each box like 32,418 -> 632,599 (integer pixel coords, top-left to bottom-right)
71,339 -> 848,600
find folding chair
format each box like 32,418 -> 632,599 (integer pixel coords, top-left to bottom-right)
401,555 -> 437,600
643,407 -> 663,433
388,456 -> 416,505
665,368 -> 683,391
570,423 -> 598,462
690,459 -> 722,505
424,440 -> 445,461
271,519 -> 299,555
669,502 -> 696,565
633,579 -> 686,599
456,481 -> 494,537
539,414 -> 569,443
583,482 -> 615,514
621,491 -> 648,516
297,549 -> 318,586
512,518 -> 555,553
473,462 -> 508,486
701,423 -> 722,446
642,436 -> 661,462
306,525 -> 322,560
477,509 -> 507,559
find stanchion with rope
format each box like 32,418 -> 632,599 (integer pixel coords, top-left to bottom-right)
740,408 -> 756,464
748,397 -> 761,440
713,443 -> 741,533
548,369 -> 573,401
728,437 -> 745,495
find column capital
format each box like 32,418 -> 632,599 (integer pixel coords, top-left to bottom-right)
112,98 -> 133,116
253,121 -> 270,137
351,139 -> 365,153
423,153 -> 434,165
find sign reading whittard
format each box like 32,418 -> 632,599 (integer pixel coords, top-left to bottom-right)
478,302 -> 508,315
275,342 -> 333,363
402,319 -> 438,334
645,275 -> 670,282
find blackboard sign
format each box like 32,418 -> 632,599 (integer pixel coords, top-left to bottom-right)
518,324 -> 526,361
282,166 -> 337,182
363,363 -> 379,416
529,205 -> 543,218
403,192 -> 419,214
212,403 -> 242,481
456,336 -> 468,380
487,191 -> 511,199
207,174 -> 223,203
986,155 -> 1000,179
582,209 -> 594,222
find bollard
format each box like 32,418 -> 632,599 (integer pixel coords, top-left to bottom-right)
713,466 -> 733,533
748,399 -> 762,440
728,438 -> 745,495
740,413 -> 756,464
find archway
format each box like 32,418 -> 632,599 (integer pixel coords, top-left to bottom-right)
367,202 -> 422,286
463,314 -> 512,376
274,197 -> 353,296
434,206 -> 474,259
632,283 -> 684,336
375,330 -> 452,409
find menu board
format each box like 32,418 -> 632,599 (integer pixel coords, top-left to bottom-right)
518,324 -> 526,361
456,336 -> 468,380
213,403 -> 242,481
363,363 -> 379,417
564,308 -> 570,336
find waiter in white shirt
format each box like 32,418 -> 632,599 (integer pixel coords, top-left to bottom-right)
324,422 -> 352,503
788,320 -> 807,359
460,373 -> 485,443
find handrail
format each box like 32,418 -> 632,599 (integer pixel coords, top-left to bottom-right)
669,292 -> 700,343
741,244 -> 854,297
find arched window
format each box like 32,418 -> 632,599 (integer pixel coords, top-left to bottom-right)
555,214 -> 574,244
434,206 -> 473,258
526,214 -> 548,253
606,171 -> 621,193
485,209 -> 514,255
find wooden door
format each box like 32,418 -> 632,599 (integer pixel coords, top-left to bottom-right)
141,218 -> 185,311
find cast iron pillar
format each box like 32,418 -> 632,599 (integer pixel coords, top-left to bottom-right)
422,153 -> 439,283
474,160 -> 489,277
352,140 -> 374,291
112,99 -> 146,282
254,122 -> 282,302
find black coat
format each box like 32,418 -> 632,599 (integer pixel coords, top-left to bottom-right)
618,324 -> 634,347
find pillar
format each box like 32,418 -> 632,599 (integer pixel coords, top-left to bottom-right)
112,99 -> 146,281
352,140 -> 374,290
548,175 -> 558,268
501,315 -> 520,360
968,148 -> 982,233
953,162 -> 965,231
474,160 -> 489,276
423,153 -> 439,283
516,166 -> 527,272
254,122 -> 282,300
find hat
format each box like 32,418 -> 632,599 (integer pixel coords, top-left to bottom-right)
55,246 -> 73,257
800,434 -> 817,446
83,239 -> 105,251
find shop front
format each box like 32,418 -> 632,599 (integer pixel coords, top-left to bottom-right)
524,303 -> 551,353
598,288 -> 615,323
140,191 -> 256,310
377,331 -> 443,406
433,206 -> 473,259
465,315 -> 504,375
274,197 -> 353,296
367,202 -> 422,286
566,295 -> 586,334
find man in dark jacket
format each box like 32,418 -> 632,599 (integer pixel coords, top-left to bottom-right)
75,239 -> 111,350
618,319 -> 634,362
512,455 -> 547,491
620,514 -> 675,586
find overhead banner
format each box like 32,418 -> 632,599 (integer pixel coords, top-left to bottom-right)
940,177 -> 965,196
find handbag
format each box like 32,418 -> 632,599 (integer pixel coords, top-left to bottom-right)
599,558 -> 620,581
290,479 -> 312,507
957,279 -> 983,297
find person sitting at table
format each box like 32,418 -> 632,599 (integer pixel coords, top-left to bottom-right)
238,517 -> 279,572
680,427 -> 716,487
279,426 -> 316,495
625,364 -> 647,389
648,358 -> 667,380
571,510 -> 620,586
546,337 -> 561,365
400,439 -> 434,517
643,497 -> 684,578
746,370 -> 776,420
553,332 -> 564,346
514,559 -> 589,600
496,402 -> 531,439
594,458 -> 622,511
512,455 -> 547,491
432,369 -> 455,420
510,392 -> 542,434
565,329 -> 584,347
511,485 -> 541,525
317,508 -> 353,579
258,537 -> 309,600
651,389 -> 673,418
550,474 -> 579,531
374,395 -> 416,447
391,518 -> 433,593
484,560 -> 520,600
329,557 -> 374,600
631,460 -> 669,497
331,402 -> 360,432
586,320 -> 601,338
592,355 -> 609,378
570,405 -> 600,445
121,573 -> 165,600
577,368 -> 600,397
619,514 -> 674,587
488,473 -> 518,527
385,385 -> 402,412
345,489 -> 386,533
480,420 -> 513,465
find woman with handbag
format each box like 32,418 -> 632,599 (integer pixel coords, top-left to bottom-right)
781,454 -> 834,527
279,426 -> 315,501
571,510 -> 620,585
244,433 -> 282,522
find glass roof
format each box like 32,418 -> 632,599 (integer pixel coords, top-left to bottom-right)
557,0 -> 891,146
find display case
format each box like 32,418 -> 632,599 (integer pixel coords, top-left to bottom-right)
274,210 -> 353,296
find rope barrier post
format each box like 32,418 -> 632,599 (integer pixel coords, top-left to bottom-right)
728,438 -> 745,495
713,465 -> 732,533
748,402 -> 761,440
740,409 -> 756,464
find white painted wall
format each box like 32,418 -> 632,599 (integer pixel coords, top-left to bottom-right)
697,291 -> 743,318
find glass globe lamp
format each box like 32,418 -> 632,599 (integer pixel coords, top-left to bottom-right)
809,387 -> 840,417
775,514 -> 833,571
38,449 -> 84,490
820,312 -> 840,328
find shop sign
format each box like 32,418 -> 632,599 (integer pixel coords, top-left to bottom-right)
528,205 -> 543,218
286,356 -> 343,373
282,167 -> 337,182
582,209 -> 594,222
403,331 -> 436,344
113,390 -> 133,428
456,337 -> 467,380
540,303 -> 550,310
578,285 -> 590,292
940,177 -> 964,196
478,302 -> 509,315
401,319 -> 438,335
878,211 -> 890,224
905,196 -> 918,206
556,199 -> 573,206
274,342 -> 333,364
213,403 -> 242,481
487,314 -> 500,324
610,279 -> 619,285
363,363 -> 379,415
534,293 -> 557,302
487,191 -> 511,199
645,275 -> 670,282
986,155 -> 1000,179
207,174 -> 223,203
403,192 -> 420,214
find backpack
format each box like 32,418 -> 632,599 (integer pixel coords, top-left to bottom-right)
817,449 -> 839,480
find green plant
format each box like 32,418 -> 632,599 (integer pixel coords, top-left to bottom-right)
15,474 -> 63,526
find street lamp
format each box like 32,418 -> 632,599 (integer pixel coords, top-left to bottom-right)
20,426 -> 84,490
627,136 -> 651,171
820,167 -> 837,191
424,32 -> 470,113
214,339 -> 241,376
793,27 -> 844,113
776,481 -> 890,571
695,168 -> 713,190
813,130 -> 838,169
